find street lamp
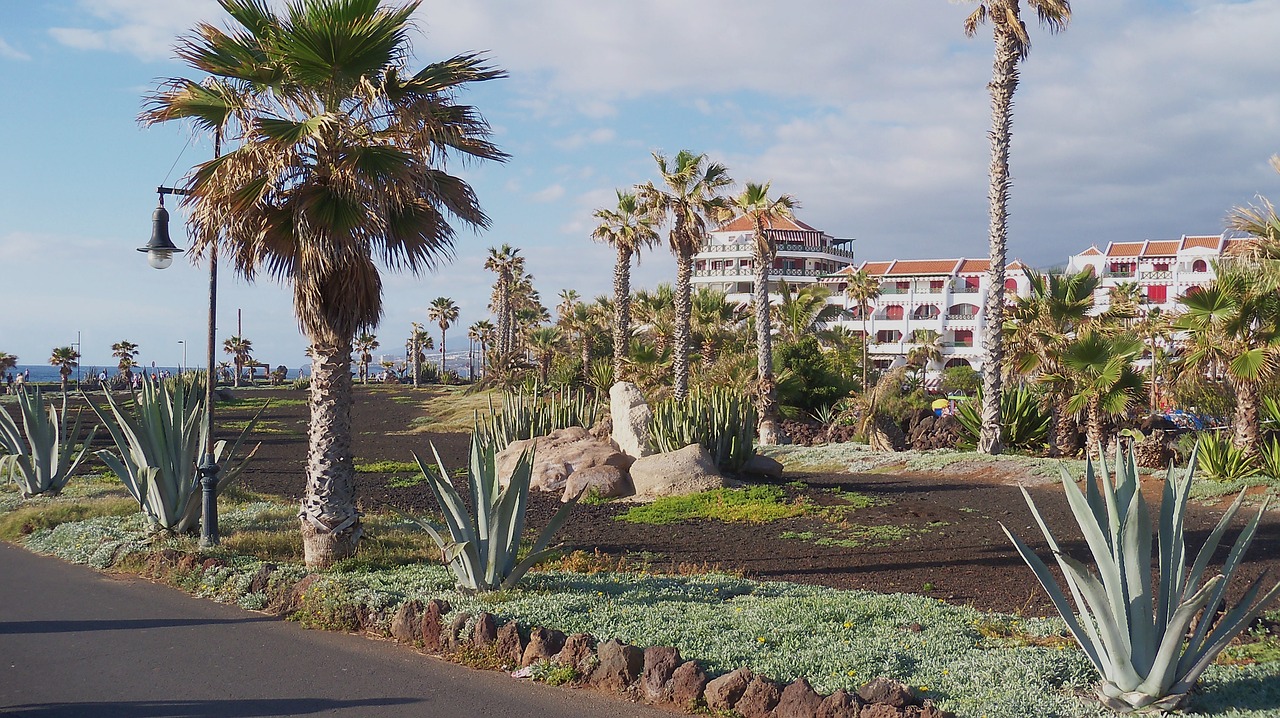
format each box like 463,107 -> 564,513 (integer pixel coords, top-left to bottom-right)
141,131 -> 221,547
178,340 -> 186,374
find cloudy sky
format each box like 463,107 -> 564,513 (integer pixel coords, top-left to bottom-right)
2,0 -> 1278,369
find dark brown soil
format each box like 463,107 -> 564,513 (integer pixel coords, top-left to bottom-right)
134,386 -> 1280,616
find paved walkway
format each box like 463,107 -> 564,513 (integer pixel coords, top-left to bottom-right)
0,544 -> 669,717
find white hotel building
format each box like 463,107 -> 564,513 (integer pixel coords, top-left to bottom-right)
690,214 -> 856,303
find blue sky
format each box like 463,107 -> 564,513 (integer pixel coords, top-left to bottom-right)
2,0 -> 1279,370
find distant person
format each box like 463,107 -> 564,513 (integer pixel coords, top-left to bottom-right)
14,372 -> 25,392
98,370 -> 108,384
5,373 -> 12,394
23,369 -> 30,382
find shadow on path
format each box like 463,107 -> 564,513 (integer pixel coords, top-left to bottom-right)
0,616 -> 276,635
0,697 -> 422,717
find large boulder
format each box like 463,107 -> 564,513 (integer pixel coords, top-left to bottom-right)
629,443 -> 724,499
610,382 -> 655,459
561,465 -> 633,503
496,426 -> 634,493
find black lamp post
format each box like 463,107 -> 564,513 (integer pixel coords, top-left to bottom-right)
139,131 -> 222,547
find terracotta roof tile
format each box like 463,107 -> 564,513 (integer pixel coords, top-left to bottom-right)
1107,242 -> 1144,257
1181,235 -> 1223,250
859,261 -> 894,276
717,214 -> 817,233
1142,240 -> 1180,257
1006,260 -> 1028,271
957,259 -> 990,273
1077,245 -> 1102,257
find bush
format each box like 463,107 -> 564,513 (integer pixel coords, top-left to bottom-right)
955,385 -> 1049,452
775,336 -> 853,415
939,365 -> 980,396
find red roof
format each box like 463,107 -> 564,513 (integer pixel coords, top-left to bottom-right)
1181,235 -> 1223,250
957,259 -> 989,273
1107,242 -> 1144,257
717,213 -> 818,233
1223,238 -> 1257,256
1142,240 -> 1180,257
1077,245 -> 1102,257
883,259 -> 962,276
859,261 -> 894,276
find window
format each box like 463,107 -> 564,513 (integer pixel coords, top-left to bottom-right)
1004,278 -> 1018,292
885,305 -> 904,320
1192,259 -> 1208,272
1146,285 -> 1167,303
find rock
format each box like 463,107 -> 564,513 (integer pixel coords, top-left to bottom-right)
641,646 -> 683,703
861,705 -> 906,718
590,638 -> 644,693
420,599 -> 450,653
554,633 -> 598,678
521,627 -> 566,667
629,443 -> 724,498
389,599 -> 423,644
858,677 -> 915,708
906,701 -> 955,718
736,675 -> 781,718
287,574 -> 322,612
248,563 -> 276,594
704,667 -> 754,712
495,621 -> 525,667
471,612 -> 498,647
741,454 -> 784,479
670,660 -> 708,708
496,426 -> 634,493
562,464 -> 633,503
610,382 -> 655,459
444,613 -> 470,652
816,689 -> 864,718
202,557 -> 226,570
775,678 -> 824,718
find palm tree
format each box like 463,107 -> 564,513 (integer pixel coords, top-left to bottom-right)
1133,307 -> 1172,412
111,341 -> 140,381
427,297 -> 459,380
0,352 -> 17,375
633,284 -> 676,352
555,289 -> 580,325
222,336 -> 253,388
638,150 -> 733,400
843,268 -> 882,393
469,319 -> 495,378
1059,329 -> 1144,452
593,189 -> 661,380
963,0 -> 1071,454
485,244 -> 524,360
406,323 -> 432,386
775,282 -> 846,342
1004,267 -> 1098,455
353,333 -> 379,384
1174,270 -> 1280,457
907,329 -> 947,382
691,286 -> 736,366
726,182 -> 796,446
48,346 -> 79,393
527,326 -> 562,385
142,0 -> 507,567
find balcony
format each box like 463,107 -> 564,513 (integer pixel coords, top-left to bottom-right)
697,241 -> 855,260
1141,270 -> 1173,279
694,266 -> 834,279
943,340 -> 976,348
1104,269 -> 1136,278
951,283 -> 981,294
945,313 -> 978,321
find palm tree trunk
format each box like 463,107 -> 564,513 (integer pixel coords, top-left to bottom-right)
1087,396 -> 1104,457
755,245 -> 782,445
412,338 -> 420,388
233,359 -> 243,388
1053,392 -> 1078,457
673,250 -> 693,400
977,25 -> 1020,456
1233,379 -> 1261,459
440,329 -> 447,380
614,246 -> 632,381
300,340 -> 362,568
860,315 -> 870,394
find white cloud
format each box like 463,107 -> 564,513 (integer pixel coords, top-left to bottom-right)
0,37 -> 31,61
532,184 -> 566,202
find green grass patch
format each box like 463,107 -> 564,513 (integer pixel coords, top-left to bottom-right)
222,419 -> 297,436
219,397 -> 308,409
386,475 -> 427,488
0,497 -> 139,541
354,460 -> 420,474
617,486 -> 813,525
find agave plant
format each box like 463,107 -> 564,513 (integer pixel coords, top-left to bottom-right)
1196,430 -> 1260,482
89,378 -> 262,534
475,387 -> 599,451
955,385 -> 1050,451
649,387 -> 755,472
0,387 -> 97,497
1003,444 -> 1280,712
1261,436 -> 1280,480
405,435 -> 578,592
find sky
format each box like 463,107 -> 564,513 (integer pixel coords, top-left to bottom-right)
2,0 -> 1279,370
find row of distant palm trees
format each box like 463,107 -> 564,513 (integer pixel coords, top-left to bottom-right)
1,337 -> 263,393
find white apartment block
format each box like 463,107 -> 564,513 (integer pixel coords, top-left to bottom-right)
690,213 -> 855,304
821,258 -> 1030,374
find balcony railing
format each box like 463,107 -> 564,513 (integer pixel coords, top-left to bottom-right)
943,340 -> 975,348
693,267 -> 832,278
951,283 -> 981,293
945,313 -> 978,321
698,241 -> 855,260
1104,269 -> 1136,278
879,286 -> 909,294
1141,270 -> 1173,279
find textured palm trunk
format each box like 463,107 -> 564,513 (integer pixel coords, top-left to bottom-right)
1086,397 -> 1105,457
860,315 -> 870,393
613,246 -> 632,382
496,281 -> 511,359
754,245 -> 782,446
60,368 -> 70,394
411,338 -> 420,388
673,250 -> 693,400
1232,379 -> 1260,459
977,24 -> 1019,456
300,341 -> 362,568
580,334 -> 593,383
233,358 -> 243,388
439,329 -> 447,379
1053,393 -> 1079,457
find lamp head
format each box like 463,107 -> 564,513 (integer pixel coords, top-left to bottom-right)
139,194 -> 183,270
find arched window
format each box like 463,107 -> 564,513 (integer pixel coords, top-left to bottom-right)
1192,259 -> 1208,273
947,303 -> 979,319
1004,278 -> 1018,292
885,305 -> 904,320
913,304 -> 940,319
944,358 -> 972,369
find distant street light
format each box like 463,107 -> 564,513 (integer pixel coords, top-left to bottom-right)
178,340 -> 186,374
141,129 -> 222,547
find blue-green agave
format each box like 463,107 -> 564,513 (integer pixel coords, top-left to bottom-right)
1003,444 -> 1280,712
406,435 -> 578,592
0,387 -> 97,497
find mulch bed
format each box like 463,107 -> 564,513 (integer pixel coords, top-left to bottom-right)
122,386 -> 1280,617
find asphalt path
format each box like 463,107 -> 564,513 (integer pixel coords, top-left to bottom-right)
0,544 -> 671,717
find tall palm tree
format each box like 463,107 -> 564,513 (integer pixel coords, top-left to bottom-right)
638,150 -> 733,400
353,333 -> 379,384
907,329 -> 946,382
469,319 -> 495,377
726,182 -> 796,446
48,346 -> 79,393
111,340 -> 140,380
1058,329 -> 1144,452
1133,307 -> 1172,412
843,268 -> 882,393
633,284 -> 676,352
963,0 -> 1071,454
527,326 -> 562,385
555,289 -> 580,325
142,0 -> 507,567
0,352 -> 17,376
691,286 -> 736,367
406,323 -> 432,386
485,244 -> 524,360
1174,270 -> 1280,457
775,282 -> 846,342
592,189 -> 660,380
222,336 -> 253,387
427,297 -> 459,379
